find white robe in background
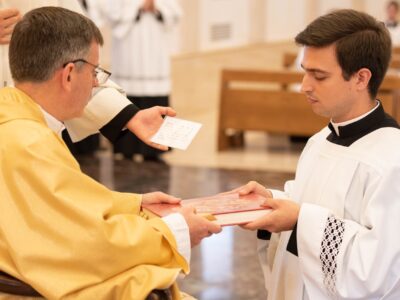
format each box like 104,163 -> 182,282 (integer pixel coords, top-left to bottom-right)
0,0 -> 83,87
88,0 -> 182,96
259,107 -> 400,299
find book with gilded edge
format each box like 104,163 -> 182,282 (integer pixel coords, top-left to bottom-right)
142,193 -> 271,226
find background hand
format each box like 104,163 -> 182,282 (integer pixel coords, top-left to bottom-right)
126,106 -> 176,151
0,8 -> 21,45
142,191 -> 181,205
142,0 -> 155,12
241,198 -> 300,232
177,206 -> 222,247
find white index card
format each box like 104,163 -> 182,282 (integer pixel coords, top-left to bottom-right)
150,116 -> 202,150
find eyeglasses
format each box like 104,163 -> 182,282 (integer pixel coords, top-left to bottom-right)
63,59 -> 111,85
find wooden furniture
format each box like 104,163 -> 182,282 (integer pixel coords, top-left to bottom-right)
392,46 -> 400,55
0,270 -> 172,300
390,54 -> 400,69
282,52 -> 297,69
0,271 -> 41,297
217,69 -> 400,150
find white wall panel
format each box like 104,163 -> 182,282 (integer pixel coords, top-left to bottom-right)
199,0 -> 250,50
264,0 -> 307,42
316,0 -> 353,16
364,0 -> 388,21
175,0 -> 384,54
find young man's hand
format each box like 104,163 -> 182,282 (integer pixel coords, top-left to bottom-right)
241,198 -> 300,232
222,181 -> 273,198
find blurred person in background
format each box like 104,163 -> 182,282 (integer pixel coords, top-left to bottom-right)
0,0 -> 175,156
88,0 -> 182,162
385,0 -> 400,45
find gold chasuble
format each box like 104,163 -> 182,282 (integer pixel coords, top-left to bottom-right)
0,87 -> 188,299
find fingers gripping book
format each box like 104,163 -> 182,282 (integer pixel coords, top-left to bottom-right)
142,193 -> 271,226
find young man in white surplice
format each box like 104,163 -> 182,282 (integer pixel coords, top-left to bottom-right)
231,9 -> 400,300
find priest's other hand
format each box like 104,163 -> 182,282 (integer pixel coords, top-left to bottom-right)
126,106 -> 176,151
222,180 -> 273,198
142,191 -> 181,205
177,206 -> 222,247
0,8 -> 21,45
241,198 -> 300,232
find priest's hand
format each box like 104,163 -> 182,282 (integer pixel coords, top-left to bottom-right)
126,106 -> 176,151
241,198 -> 300,232
221,181 -> 272,198
178,206 -> 222,247
142,191 -> 181,205
0,8 -> 21,45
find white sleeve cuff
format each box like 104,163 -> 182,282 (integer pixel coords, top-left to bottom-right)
162,213 -> 191,265
268,179 -> 294,200
269,189 -> 291,200
64,80 -> 131,142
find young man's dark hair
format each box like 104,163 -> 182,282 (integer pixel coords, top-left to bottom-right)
295,9 -> 391,99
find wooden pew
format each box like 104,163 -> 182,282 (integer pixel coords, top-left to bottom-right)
217,69 -> 400,150
392,46 -> 400,55
390,54 -> 400,69
282,52 -> 298,69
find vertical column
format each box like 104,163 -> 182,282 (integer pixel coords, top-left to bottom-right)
177,0 -> 200,53
248,0 -> 266,44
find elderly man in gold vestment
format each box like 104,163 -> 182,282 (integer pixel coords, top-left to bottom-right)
0,6 -> 221,300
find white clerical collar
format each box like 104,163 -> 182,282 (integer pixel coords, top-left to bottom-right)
39,106 -> 65,137
330,100 -> 380,136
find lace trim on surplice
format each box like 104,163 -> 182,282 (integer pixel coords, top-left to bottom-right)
320,214 -> 345,297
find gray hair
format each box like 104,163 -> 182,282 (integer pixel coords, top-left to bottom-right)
9,6 -> 103,83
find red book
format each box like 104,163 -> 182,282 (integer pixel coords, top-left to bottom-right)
142,193 -> 271,226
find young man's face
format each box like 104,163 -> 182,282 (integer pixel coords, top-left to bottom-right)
300,44 -> 360,123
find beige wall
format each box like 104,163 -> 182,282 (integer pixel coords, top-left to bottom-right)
177,0 -> 260,53
264,0 -> 308,42
99,0 -> 391,56
249,0 -> 266,44
364,0 -> 390,21
177,0 -> 390,53
177,0 -> 200,53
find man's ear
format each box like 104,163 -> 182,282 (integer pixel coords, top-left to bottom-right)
355,68 -> 372,92
61,63 -> 74,91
